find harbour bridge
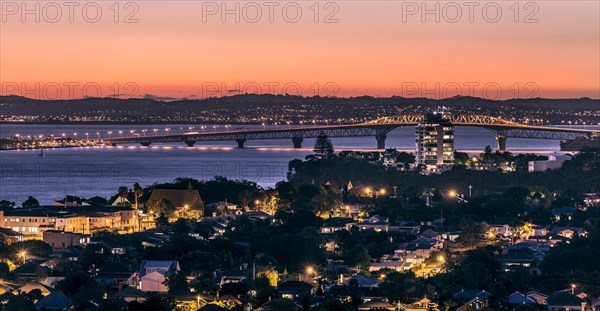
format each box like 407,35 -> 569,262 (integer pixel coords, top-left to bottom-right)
102,114 -> 599,151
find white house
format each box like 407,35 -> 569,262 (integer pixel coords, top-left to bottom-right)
132,260 -> 180,293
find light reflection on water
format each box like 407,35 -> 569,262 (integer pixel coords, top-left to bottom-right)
0,123 -> 587,204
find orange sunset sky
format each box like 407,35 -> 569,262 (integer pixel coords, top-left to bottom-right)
1,1 -> 599,100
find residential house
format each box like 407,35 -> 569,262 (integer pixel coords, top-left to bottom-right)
96,262 -> 134,287
0,227 -> 23,242
547,293 -> 586,311
320,217 -> 354,234
340,275 -> 378,290
277,281 -> 314,299
131,260 -> 180,293
369,260 -> 412,272
13,261 -> 51,280
34,291 -> 73,311
206,201 -> 239,214
351,215 -> 390,232
400,297 -> 439,311
508,292 -> 536,305
43,230 -> 90,249
550,227 -> 587,239
497,248 -> 540,275
526,291 -> 549,305
15,282 -> 53,297
358,300 -> 395,311
552,207 -> 576,221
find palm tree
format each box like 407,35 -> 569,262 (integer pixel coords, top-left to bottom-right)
117,186 -> 129,205
133,182 -> 143,209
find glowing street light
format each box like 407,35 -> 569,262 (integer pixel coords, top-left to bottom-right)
571,284 -> 576,295
448,190 -> 457,197
306,266 -> 314,275
20,251 -> 27,263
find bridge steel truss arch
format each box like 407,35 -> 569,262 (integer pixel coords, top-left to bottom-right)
106,125 -> 399,147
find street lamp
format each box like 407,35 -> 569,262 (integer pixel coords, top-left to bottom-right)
448,190 -> 457,197
20,251 -> 27,263
571,284 -> 576,295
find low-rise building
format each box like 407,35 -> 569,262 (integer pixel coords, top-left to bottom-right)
43,230 -> 90,248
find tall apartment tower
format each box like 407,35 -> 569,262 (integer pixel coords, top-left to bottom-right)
415,112 -> 455,171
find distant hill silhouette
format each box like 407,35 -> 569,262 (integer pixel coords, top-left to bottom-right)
0,94 -> 597,122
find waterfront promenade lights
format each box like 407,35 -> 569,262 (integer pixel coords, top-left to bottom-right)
213,125 -> 217,132
119,130 -> 123,137
201,126 -> 205,133
142,129 -> 147,136
96,132 -> 100,139
85,133 -> 89,140
108,131 -> 113,138
300,121 -> 304,128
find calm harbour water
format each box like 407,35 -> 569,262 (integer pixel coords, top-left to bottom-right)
0,123 -> 580,204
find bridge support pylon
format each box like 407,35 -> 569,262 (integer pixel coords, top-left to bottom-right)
496,134 -> 507,151
236,138 -> 247,148
184,140 -> 196,147
292,137 -> 303,148
376,132 -> 387,149
140,141 -> 152,147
